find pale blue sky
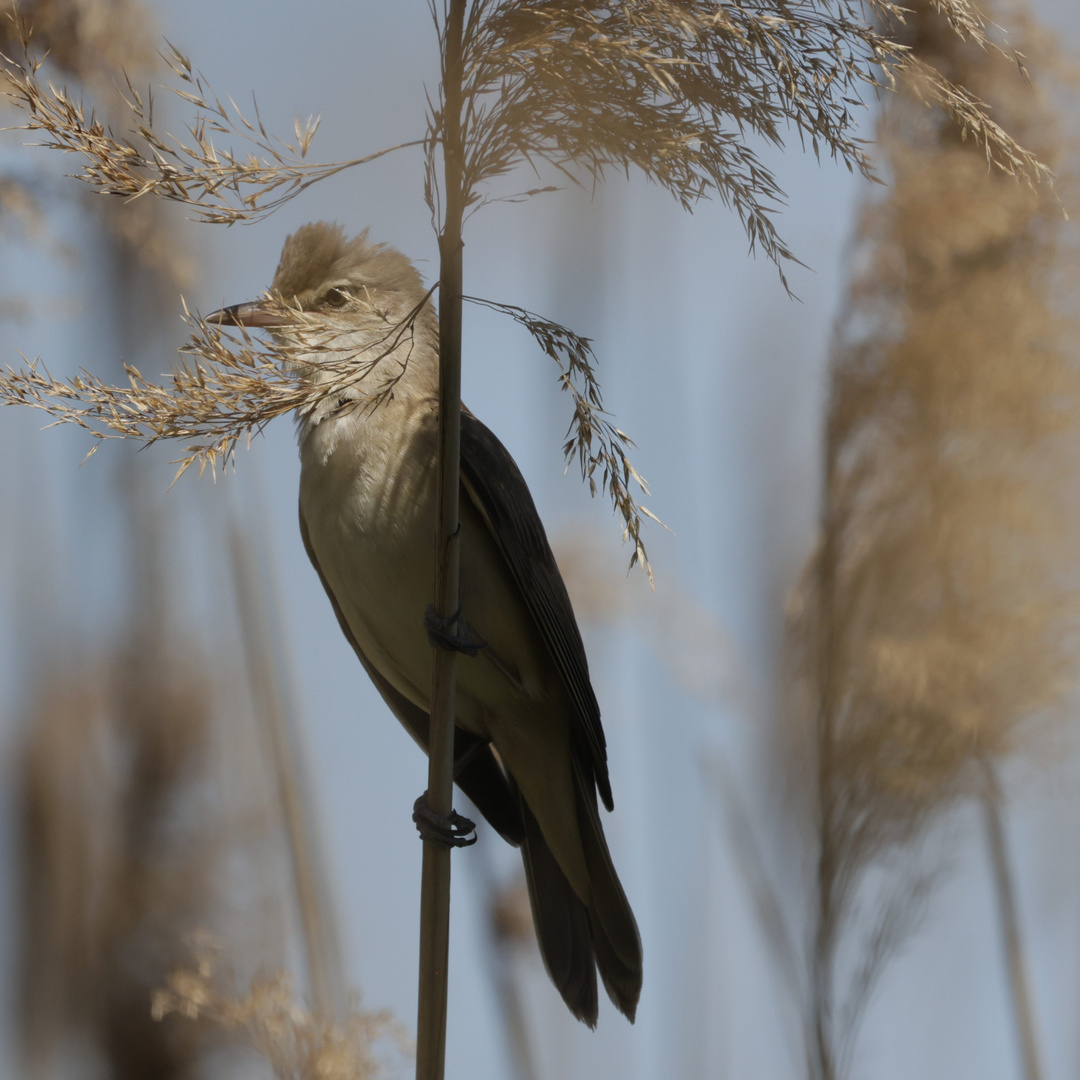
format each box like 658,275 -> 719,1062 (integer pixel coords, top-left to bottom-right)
2,3 -> 1080,1079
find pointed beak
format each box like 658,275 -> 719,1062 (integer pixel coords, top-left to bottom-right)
205,301 -> 290,328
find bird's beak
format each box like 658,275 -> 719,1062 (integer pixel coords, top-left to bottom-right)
205,300 -> 290,328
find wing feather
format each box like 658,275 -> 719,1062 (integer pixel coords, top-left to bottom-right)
459,410 -> 613,811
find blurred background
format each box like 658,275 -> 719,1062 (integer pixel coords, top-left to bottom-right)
1,1 -> 1080,1078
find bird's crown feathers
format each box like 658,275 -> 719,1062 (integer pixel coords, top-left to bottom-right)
271,222 -> 424,306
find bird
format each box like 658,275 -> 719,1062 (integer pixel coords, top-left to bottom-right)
210,222 -> 642,1026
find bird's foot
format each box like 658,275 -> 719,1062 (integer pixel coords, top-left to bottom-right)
412,792 -> 478,848
424,605 -> 487,657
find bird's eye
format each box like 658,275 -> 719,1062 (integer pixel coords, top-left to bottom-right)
323,287 -> 349,308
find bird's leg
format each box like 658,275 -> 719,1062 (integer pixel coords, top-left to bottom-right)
412,739 -> 490,847
424,603 -> 487,656
412,792 -> 477,847
417,591 -> 485,846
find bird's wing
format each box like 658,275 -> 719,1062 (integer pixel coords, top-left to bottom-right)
299,503 -> 525,845
459,410 -> 613,811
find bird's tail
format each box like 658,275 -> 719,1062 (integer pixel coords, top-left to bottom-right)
518,781 -> 642,1026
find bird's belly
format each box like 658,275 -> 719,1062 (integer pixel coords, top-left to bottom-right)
300,435 -> 439,712
299,412 -> 555,734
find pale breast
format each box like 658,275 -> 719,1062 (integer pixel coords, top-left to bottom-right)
299,401 -> 441,711
298,398 -> 569,745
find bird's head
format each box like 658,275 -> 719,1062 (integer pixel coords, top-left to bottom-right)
208,222 -> 437,391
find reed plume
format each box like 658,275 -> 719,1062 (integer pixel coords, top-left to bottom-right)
11,2 -> 219,1073
152,942 -> 407,1080
0,0 -> 1055,573
794,2 -> 1080,1076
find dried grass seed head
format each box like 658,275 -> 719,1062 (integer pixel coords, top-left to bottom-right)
0,0 -> 1052,273
418,0 -> 1055,291
153,942 -> 407,1080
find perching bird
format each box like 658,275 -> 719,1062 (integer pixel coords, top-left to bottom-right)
211,222 -> 642,1025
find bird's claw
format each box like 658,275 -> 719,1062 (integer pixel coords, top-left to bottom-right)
424,604 -> 486,657
412,791 -> 478,848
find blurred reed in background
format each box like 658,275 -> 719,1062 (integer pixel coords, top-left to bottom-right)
17,633 -> 218,1079
791,1 -> 1080,1076
1,4 -> 380,1076
5,2 -> 216,1075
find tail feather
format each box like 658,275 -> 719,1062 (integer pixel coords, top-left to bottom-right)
575,771 -> 642,1021
519,797 -> 599,1026
517,781 -> 642,1025
588,907 -> 640,1023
